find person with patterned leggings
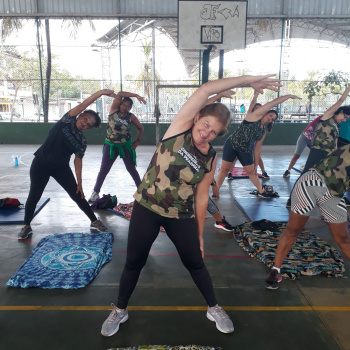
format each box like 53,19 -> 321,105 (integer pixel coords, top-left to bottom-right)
18,89 -> 114,240
265,144 -> 350,290
100,74 -> 281,337
89,91 -> 146,202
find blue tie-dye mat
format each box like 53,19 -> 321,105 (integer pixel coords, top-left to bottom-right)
7,232 -> 113,289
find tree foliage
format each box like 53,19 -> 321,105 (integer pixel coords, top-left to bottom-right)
304,70 -> 349,101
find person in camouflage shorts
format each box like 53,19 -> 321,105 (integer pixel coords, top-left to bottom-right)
266,144 -> 350,290
89,91 -> 146,203
101,74 -> 282,337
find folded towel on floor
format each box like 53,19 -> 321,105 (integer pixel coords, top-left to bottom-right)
7,232 -> 113,289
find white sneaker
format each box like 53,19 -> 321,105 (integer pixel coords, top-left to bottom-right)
101,304 -> 128,337
207,305 -> 234,333
89,191 -> 99,202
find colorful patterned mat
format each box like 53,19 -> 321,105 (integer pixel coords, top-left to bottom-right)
235,222 -> 344,279
107,346 -> 221,350
7,232 -> 113,289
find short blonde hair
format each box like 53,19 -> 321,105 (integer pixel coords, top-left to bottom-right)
199,103 -> 232,136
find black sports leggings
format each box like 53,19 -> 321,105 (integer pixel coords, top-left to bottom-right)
24,156 -> 97,225
117,201 -> 218,309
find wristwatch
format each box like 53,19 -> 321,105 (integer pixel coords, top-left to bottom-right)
211,180 -> 216,186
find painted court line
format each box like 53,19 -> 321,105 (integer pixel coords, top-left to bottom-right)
0,305 -> 349,311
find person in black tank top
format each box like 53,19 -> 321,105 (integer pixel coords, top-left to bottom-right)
18,89 -> 115,240
216,93 -> 301,198
101,75 -> 282,337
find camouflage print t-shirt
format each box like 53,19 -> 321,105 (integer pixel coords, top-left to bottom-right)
134,129 -> 216,219
315,144 -> 350,197
312,117 -> 339,152
106,111 -> 132,144
229,120 -> 266,153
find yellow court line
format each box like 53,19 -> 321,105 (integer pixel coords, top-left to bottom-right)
0,306 -> 350,311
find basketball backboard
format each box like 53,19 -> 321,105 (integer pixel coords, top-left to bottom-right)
178,0 -> 247,50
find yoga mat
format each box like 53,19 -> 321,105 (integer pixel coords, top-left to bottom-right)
0,198 -> 50,224
234,197 -> 290,222
7,232 -> 113,289
219,166 -> 261,178
292,167 -> 303,174
235,222 -> 344,279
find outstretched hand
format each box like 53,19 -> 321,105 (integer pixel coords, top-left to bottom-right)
250,74 -> 282,94
288,95 -> 302,100
137,95 -> 147,105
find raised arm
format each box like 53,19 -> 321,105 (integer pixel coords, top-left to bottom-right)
69,89 -> 115,117
205,90 -> 235,105
163,75 -> 281,139
109,91 -> 146,115
322,84 -> 350,120
246,94 -> 301,122
247,90 -> 260,114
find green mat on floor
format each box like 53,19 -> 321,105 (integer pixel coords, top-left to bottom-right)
107,346 -> 221,350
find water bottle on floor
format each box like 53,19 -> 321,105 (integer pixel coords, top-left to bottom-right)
12,155 -> 19,166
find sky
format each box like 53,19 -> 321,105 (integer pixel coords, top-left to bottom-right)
3,19 -> 350,82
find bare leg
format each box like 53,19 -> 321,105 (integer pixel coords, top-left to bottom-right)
217,160 -> 233,189
274,212 -> 309,267
327,222 -> 350,259
244,164 -> 263,193
258,156 -> 265,173
287,154 -> 300,171
213,212 -> 223,222
229,157 -> 238,173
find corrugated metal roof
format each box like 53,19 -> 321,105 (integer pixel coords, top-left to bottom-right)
0,0 -> 350,18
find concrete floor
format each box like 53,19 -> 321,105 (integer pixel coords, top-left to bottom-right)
0,143 -> 349,350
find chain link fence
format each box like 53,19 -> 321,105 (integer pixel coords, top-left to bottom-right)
0,19 -> 349,124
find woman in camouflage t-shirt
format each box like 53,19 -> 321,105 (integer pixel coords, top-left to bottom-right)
89,92 -> 146,202
101,75 -> 282,337
302,84 -> 350,172
216,94 -> 301,198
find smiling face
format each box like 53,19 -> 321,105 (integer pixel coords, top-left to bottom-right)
76,113 -> 96,131
192,115 -> 224,148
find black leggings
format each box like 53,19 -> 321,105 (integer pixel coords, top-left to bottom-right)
24,156 -> 97,225
117,201 -> 218,309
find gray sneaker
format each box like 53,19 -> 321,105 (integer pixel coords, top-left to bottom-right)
18,225 -> 33,240
207,305 -> 234,333
89,191 -> 100,203
101,304 -> 128,337
90,219 -> 107,233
